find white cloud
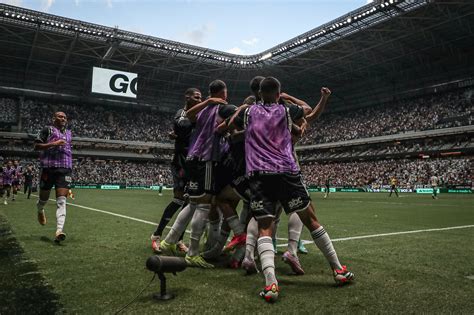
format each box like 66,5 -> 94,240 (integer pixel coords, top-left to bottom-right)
40,0 -> 54,12
105,0 -> 113,8
1,0 -> 23,6
226,47 -> 243,55
242,37 -> 259,46
183,23 -> 214,45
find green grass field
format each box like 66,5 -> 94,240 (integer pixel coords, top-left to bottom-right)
1,190 -> 473,314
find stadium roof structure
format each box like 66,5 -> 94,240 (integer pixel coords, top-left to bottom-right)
0,0 -> 473,111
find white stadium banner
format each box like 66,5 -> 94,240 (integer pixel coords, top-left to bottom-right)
91,67 -> 137,98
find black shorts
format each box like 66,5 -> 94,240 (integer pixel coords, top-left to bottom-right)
171,162 -> 188,191
249,173 -> 311,220
213,153 -> 237,194
227,154 -> 249,201
39,168 -> 72,190
391,185 -> 396,190
186,160 -> 217,198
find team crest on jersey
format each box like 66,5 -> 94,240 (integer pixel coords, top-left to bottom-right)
250,200 -> 264,211
288,197 -> 303,209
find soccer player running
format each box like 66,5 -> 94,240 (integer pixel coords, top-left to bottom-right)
430,174 -> 439,199
34,111 -> 73,243
2,160 -> 15,205
389,176 -> 399,197
23,164 -> 34,199
150,88 -> 202,254
230,77 -> 353,302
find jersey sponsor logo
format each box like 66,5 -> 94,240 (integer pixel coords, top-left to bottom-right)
288,197 -> 303,209
250,200 -> 264,211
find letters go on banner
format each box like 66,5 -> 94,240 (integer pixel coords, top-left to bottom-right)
91,67 -> 137,98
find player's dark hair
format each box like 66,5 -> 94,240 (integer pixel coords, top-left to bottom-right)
185,88 -> 200,96
209,80 -> 226,95
259,77 -> 281,95
250,76 -> 265,95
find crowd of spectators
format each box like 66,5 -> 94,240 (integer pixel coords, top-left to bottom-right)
0,87 -> 470,145
301,157 -> 472,188
3,154 -> 470,189
72,159 -> 171,185
0,98 -> 17,124
20,100 -> 173,142
300,88 -> 474,145
298,136 -> 473,161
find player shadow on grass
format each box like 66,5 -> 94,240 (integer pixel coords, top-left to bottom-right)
40,235 -> 64,246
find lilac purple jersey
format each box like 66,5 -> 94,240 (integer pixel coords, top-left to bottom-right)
187,103 -> 236,162
35,126 -> 73,169
236,103 -> 304,175
2,167 -> 15,185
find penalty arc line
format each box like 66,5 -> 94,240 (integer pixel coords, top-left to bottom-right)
31,195 -> 474,246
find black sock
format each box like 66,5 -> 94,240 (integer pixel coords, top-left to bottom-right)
153,199 -> 184,236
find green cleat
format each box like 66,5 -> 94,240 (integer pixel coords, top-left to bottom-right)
185,255 -> 214,268
297,240 -> 309,254
160,240 -> 177,256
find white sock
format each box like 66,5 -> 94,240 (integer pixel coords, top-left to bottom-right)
165,203 -> 195,244
311,226 -> 342,270
288,213 -> 303,256
244,217 -> 258,261
56,196 -> 66,232
188,204 -> 210,257
37,199 -> 47,212
226,215 -> 245,235
257,236 -> 277,286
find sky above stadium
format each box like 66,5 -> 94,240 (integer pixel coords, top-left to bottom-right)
2,0 -> 372,55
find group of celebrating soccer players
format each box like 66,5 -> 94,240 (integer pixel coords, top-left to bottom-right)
3,75 -> 354,302
149,76 -> 354,302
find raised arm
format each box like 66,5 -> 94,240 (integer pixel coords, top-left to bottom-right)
186,97 -> 227,122
305,87 -> 331,124
280,93 -> 311,116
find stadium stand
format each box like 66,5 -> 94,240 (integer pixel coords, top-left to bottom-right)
301,158 -> 472,188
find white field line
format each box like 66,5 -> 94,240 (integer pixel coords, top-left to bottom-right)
281,224 -> 474,248
31,194 -> 288,241
30,194 -> 474,246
